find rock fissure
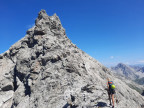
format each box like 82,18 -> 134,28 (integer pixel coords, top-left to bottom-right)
13,66 -> 18,92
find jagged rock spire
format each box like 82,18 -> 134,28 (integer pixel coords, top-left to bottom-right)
26,9 -> 65,37
37,10 -> 48,19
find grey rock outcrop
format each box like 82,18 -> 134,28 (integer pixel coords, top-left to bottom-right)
0,10 -> 144,108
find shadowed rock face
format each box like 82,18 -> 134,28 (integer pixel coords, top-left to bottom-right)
0,10 -> 144,108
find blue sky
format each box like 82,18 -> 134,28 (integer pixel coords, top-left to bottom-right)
0,0 -> 144,66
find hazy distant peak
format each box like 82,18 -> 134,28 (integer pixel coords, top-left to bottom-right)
117,63 -> 129,68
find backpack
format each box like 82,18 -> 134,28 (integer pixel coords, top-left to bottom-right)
108,81 -> 115,89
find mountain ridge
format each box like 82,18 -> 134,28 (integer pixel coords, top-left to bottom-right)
111,63 -> 144,80
0,10 -> 144,108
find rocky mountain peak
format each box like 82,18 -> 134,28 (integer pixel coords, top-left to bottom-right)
26,9 -> 65,38
37,9 -> 48,19
117,63 -> 128,68
0,10 -> 144,108
111,63 -> 139,80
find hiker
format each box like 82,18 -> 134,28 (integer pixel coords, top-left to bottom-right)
107,78 -> 115,108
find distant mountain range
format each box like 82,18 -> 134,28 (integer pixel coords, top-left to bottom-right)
130,65 -> 144,73
111,63 -> 144,85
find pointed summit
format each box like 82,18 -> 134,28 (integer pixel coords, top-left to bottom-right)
111,63 -> 139,80
37,9 -> 48,20
0,10 -> 144,108
30,9 -> 65,36
117,63 -> 129,68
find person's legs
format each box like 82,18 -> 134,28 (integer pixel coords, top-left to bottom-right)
107,89 -> 111,105
111,94 -> 114,107
109,94 -> 112,105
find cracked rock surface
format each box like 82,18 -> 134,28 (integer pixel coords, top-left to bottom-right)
0,10 -> 144,108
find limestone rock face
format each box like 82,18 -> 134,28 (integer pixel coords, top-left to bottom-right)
0,10 -> 144,108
